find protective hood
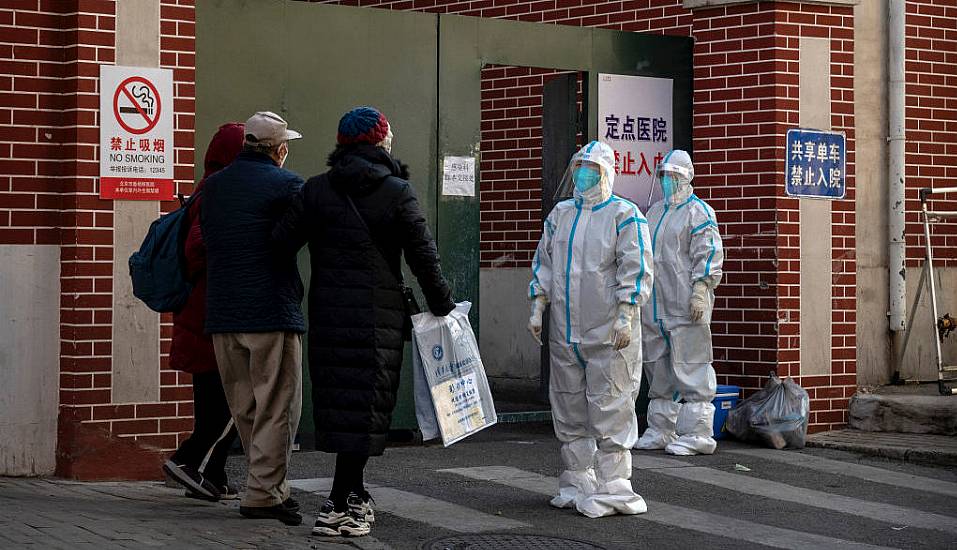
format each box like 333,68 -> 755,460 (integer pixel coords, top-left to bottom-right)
649,149 -> 695,206
555,140 -> 616,206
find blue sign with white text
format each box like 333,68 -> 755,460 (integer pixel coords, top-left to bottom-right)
785,129 -> 846,199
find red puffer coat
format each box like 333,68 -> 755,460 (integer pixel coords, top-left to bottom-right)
169,122 -> 244,373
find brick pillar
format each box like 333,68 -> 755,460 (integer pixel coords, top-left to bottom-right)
54,0 -> 197,480
691,1 -> 856,430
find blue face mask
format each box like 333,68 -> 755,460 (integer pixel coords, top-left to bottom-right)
574,165 -> 601,193
660,173 -> 677,200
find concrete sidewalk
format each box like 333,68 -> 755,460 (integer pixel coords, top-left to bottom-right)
806,385 -> 957,467
807,430 -> 957,466
0,477 -> 372,549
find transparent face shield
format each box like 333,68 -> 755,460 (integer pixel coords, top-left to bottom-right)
647,161 -> 693,206
554,160 -> 602,201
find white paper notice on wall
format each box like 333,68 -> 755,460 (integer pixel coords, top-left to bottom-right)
442,156 -> 476,197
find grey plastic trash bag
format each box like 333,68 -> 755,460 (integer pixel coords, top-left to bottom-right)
726,373 -> 810,449
412,302 -> 497,446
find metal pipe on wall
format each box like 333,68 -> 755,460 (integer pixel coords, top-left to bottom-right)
888,0 -> 907,346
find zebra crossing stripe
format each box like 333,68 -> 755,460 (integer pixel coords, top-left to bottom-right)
289,477 -> 528,533
439,466 -> 895,550
724,448 -> 957,499
636,455 -> 957,535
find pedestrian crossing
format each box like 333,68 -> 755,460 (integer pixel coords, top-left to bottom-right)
440,466 -> 894,550
290,447 -> 957,549
635,454 -> 957,535
289,477 -> 529,533
724,447 -> 957,498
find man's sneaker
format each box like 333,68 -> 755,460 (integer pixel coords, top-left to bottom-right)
239,504 -> 302,526
312,499 -> 371,537
282,496 -> 300,511
349,491 -> 375,524
162,459 -> 219,499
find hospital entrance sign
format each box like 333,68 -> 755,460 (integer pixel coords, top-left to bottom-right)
597,73 -> 673,212
785,128 -> 846,200
99,65 -> 175,201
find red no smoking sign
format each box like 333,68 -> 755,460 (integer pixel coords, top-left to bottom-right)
112,76 -> 162,135
99,66 -> 174,201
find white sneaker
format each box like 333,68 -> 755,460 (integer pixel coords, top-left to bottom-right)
349,492 -> 375,524
312,499 -> 370,537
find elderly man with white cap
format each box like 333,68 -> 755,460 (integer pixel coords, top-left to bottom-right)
200,111 -> 306,526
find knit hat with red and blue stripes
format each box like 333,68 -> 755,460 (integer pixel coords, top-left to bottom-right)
337,106 -> 390,146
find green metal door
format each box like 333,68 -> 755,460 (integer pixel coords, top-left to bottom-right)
196,1 -> 693,439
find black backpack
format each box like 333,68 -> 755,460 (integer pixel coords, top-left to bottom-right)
128,192 -> 199,313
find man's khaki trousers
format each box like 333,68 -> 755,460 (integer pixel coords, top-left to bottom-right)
212,332 -> 302,507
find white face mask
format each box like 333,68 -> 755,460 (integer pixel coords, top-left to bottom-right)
379,126 -> 393,154
277,142 -> 289,167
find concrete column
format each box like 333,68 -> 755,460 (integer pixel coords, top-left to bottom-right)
798,37 -> 833,376
0,247 -> 61,475
854,0 -> 891,385
111,0 -> 161,402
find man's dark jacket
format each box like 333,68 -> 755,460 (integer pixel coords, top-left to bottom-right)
274,144 -> 455,456
201,150 -> 305,334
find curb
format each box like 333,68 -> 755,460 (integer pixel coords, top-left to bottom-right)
497,410 -> 552,424
806,437 -> 957,467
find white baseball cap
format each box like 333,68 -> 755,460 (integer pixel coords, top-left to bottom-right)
244,111 -> 302,146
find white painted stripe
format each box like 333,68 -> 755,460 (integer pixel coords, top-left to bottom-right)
724,448 -> 957,499
199,417 -> 235,474
439,466 -> 895,550
289,478 -> 332,493
289,477 -> 528,533
636,455 -> 957,535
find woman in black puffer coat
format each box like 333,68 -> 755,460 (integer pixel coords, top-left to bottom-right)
274,107 -> 455,533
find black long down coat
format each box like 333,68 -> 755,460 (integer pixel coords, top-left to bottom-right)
275,144 -> 455,456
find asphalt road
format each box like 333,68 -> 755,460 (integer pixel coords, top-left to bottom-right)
223,422 -> 957,549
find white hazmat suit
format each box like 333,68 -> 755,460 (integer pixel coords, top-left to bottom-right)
528,141 -> 654,518
635,149 -> 724,456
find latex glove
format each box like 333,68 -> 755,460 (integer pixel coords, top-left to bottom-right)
611,303 -> 636,351
689,281 -> 711,323
528,296 -> 547,345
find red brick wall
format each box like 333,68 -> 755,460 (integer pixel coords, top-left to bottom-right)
764,2 -> 856,429
689,4 -> 788,401
54,0 -> 123,476
0,1 -> 73,246
905,0 -> 957,266
480,66 -> 581,269
1,0 -> 197,477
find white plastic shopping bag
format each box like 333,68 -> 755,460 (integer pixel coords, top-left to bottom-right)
412,302 -> 497,446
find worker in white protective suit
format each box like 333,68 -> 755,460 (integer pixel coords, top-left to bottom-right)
634,149 -> 724,456
527,140 -> 654,518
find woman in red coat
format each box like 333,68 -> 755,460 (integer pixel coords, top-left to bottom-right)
163,122 -> 245,500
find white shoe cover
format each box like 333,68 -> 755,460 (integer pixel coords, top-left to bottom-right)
575,449 -> 647,518
576,479 -> 648,518
634,428 -> 676,450
635,399 -> 681,450
665,401 -> 716,456
550,468 -> 598,509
